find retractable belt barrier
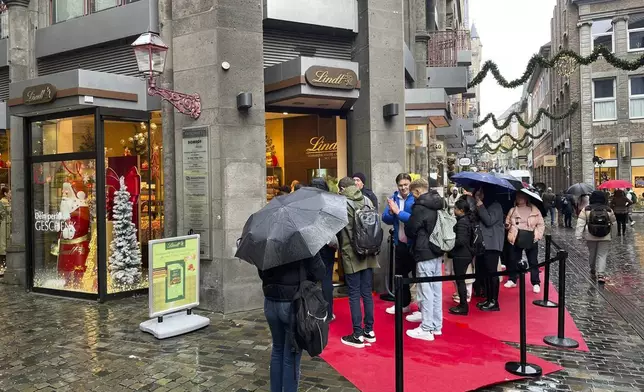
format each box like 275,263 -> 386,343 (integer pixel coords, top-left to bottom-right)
381,229 -> 396,302
393,234 -> 578,392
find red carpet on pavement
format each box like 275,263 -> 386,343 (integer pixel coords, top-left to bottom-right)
321,297 -> 563,392
441,271 -> 589,351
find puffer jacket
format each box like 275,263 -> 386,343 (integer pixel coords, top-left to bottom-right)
337,185 -> 380,274
505,205 -> 545,246
404,191 -> 445,262
449,214 -> 474,259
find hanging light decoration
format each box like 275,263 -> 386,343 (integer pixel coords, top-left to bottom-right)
555,54 -> 578,77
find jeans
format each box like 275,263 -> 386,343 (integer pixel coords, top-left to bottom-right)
452,257 -> 471,307
587,241 -> 609,275
483,250 -> 502,301
319,247 -> 335,317
416,257 -> 443,332
508,245 -> 540,285
264,299 -> 302,392
394,244 -> 415,307
344,268 -> 374,337
548,207 -> 556,225
615,213 -> 627,235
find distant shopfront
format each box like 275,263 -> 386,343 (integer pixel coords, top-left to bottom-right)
8,69 -> 163,300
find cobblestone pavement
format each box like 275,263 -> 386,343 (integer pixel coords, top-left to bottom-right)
1,219 -> 644,391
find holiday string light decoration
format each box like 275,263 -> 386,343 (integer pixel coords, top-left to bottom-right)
468,46 -> 644,89
475,102 -> 578,132
475,140 -> 534,154
477,128 -> 548,145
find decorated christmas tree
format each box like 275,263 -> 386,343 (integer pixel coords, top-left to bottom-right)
109,176 -> 142,286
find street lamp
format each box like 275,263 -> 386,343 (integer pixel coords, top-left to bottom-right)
132,32 -> 201,119
592,155 -> 606,185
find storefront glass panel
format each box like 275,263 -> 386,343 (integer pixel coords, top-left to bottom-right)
632,166 -> 644,211
595,167 -> 617,186
594,144 -> 618,160
32,159 -> 98,293
0,129 -> 11,275
104,115 -> 163,293
31,115 -> 95,156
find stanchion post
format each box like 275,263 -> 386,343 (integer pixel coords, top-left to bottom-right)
505,268 -> 543,377
394,275 -> 404,392
381,230 -> 396,301
533,235 -> 558,308
544,250 -> 579,348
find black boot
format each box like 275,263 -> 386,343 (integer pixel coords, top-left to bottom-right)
481,300 -> 500,312
476,299 -> 489,309
449,304 -> 469,315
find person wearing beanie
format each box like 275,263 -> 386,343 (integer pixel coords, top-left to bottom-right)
352,172 -> 379,210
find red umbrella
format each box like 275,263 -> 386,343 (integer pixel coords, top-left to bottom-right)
598,179 -> 633,189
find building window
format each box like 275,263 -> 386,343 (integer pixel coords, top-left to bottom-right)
630,76 -> 644,119
592,79 -> 617,121
591,19 -> 614,52
628,13 -> 644,52
594,144 -> 618,159
51,0 -> 140,24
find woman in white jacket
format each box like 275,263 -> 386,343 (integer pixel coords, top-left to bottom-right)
576,191 -> 617,284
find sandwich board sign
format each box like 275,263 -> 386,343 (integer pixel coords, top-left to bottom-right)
139,234 -> 210,339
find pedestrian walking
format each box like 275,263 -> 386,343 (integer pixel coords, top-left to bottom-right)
576,190 -> 617,284
382,173 -> 416,315
447,187 -> 460,216
309,178 -> 338,321
610,189 -> 631,236
542,187 -> 557,226
404,178 -> 447,340
448,199 -> 475,316
503,191 -> 545,293
475,187 -> 505,312
337,177 -> 380,348
626,188 -> 637,226
559,190 -> 574,228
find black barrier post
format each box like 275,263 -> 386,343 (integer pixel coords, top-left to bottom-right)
505,267 -> 543,377
394,275 -> 404,392
533,235 -> 558,308
544,250 -> 579,348
381,229 -> 396,302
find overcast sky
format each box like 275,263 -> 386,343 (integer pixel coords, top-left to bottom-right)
469,0 -> 557,135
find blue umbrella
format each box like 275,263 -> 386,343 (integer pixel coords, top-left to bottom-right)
451,171 -> 517,192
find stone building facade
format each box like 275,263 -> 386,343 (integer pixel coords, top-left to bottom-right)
1,0 -> 471,312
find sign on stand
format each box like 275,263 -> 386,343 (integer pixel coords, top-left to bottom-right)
139,234 -> 210,339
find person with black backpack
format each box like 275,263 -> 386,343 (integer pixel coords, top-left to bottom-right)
258,253 -> 326,392
576,190 -> 617,284
337,177 -> 381,348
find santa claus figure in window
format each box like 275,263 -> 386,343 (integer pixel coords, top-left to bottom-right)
57,182 -> 91,288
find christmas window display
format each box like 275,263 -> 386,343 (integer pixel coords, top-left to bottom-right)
32,160 -> 98,293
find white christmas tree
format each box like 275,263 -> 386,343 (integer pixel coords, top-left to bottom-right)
109,176 -> 142,286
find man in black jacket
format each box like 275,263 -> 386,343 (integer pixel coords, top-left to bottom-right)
352,172 -> 379,211
404,178 -> 445,342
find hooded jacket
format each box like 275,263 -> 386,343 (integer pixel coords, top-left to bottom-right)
258,253 -> 326,301
337,185 -> 380,274
450,214 -> 474,260
404,191 -> 445,262
576,191 -> 617,241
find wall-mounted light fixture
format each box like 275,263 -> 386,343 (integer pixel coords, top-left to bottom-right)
383,103 -> 399,118
132,32 -> 201,119
237,92 -> 253,110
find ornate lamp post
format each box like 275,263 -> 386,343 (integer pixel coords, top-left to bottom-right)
132,32 -> 201,119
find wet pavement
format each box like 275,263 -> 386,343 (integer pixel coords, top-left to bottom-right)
1,219 -> 644,391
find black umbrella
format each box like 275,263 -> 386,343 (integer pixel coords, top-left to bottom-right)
235,187 -> 348,271
566,183 -> 594,197
493,172 -> 524,190
533,182 -> 547,192
520,188 -> 547,216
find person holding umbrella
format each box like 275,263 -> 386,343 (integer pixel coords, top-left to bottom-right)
504,190 -> 545,293
236,187 -> 349,390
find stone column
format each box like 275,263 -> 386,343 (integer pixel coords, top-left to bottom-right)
172,0 -> 265,313
577,21 -> 594,185
350,0 -> 406,292
3,0 -> 33,286
413,0 -> 429,86
158,0 -> 176,237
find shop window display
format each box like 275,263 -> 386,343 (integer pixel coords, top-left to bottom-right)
0,129 -> 10,276
32,159 -> 98,293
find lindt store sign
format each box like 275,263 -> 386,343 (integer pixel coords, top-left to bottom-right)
23,84 -> 57,105
305,66 -> 358,90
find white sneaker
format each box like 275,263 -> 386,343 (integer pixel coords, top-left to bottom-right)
504,281 -> 517,288
386,305 -> 410,315
406,327 -> 434,341
631,221 -> 635,226
533,284 -> 541,294
406,311 -> 422,323
432,330 -> 442,336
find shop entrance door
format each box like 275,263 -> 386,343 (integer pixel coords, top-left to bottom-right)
26,108 -> 151,301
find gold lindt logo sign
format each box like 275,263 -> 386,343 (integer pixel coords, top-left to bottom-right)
306,136 -> 337,158
305,66 -> 358,90
23,84 -> 57,105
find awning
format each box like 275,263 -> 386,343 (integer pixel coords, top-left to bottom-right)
8,69 -> 161,117
264,57 -> 360,112
405,88 -> 451,128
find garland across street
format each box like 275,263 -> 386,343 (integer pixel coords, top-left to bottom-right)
474,102 -> 579,132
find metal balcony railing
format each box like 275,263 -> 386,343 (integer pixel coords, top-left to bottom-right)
450,98 -> 477,119
427,30 -> 471,67
0,2 -> 7,39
